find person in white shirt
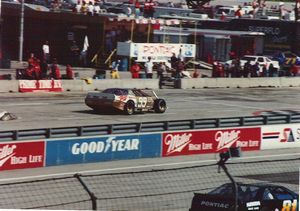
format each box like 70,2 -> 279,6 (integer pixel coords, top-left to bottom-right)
42,40 -> 50,64
93,2 -> 101,15
144,57 -> 153,78
75,2 -> 82,13
87,2 -> 94,16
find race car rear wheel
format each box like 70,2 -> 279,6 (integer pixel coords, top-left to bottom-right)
124,100 -> 135,115
154,99 -> 167,113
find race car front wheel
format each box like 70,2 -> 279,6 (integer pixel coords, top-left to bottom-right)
124,101 -> 135,115
154,99 -> 167,113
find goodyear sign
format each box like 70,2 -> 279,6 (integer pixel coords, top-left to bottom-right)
46,134 -> 161,166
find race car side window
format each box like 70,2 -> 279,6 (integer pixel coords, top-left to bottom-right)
262,188 -> 274,200
114,89 -> 128,96
271,188 -> 294,200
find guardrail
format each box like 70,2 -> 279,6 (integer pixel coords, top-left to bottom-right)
1,114 -> 300,141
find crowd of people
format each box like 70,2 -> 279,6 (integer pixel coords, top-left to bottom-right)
212,58 -> 300,78
20,41 -> 75,80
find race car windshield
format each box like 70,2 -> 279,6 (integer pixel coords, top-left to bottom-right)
103,89 -> 129,96
209,184 -> 260,201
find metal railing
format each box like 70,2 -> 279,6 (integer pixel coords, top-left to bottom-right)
1,114 -> 300,141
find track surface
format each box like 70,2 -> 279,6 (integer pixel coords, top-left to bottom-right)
0,88 -> 299,209
1,88 -> 300,131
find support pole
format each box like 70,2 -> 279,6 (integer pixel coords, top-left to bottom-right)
147,22 -> 151,43
130,19 -> 135,42
217,156 -> 238,211
74,173 -> 97,210
19,0 -> 24,62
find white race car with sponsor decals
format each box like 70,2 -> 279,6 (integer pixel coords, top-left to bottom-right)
85,88 -> 167,115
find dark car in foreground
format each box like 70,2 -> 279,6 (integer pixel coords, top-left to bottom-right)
85,88 -> 167,115
190,183 -> 298,211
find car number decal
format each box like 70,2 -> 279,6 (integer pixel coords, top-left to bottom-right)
282,199 -> 297,211
137,97 -> 147,108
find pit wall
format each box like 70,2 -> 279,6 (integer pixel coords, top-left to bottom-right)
1,78 -> 300,93
180,78 -> 300,89
0,123 -> 299,171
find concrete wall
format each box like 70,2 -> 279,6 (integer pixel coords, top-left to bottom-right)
180,77 -> 300,89
1,78 -> 300,93
0,80 -> 19,93
61,79 -> 159,92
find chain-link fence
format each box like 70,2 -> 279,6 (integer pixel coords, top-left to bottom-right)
0,157 -> 298,210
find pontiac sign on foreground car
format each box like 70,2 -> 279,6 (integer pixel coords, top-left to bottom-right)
85,88 -> 167,115
189,183 -> 298,211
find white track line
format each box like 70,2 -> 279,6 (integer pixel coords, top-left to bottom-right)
0,152 -> 299,182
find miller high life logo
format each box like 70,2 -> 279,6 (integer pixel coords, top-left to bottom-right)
215,130 -> 241,151
164,133 -> 192,155
0,145 -> 16,167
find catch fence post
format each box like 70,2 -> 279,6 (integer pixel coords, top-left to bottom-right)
74,173 -> 97,210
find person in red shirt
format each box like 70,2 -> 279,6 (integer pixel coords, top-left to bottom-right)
290,64 -> 299,76
27,53 -> 41,80
51,58 -> 61,79
235,6 -> 243,18
66,64 -> 74,79
130,62 -> 141,78
134,0 -> 141,17
148,0 -> 155,18
143,0 -> 150,18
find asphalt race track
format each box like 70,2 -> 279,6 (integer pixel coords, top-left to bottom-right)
0,88 -> 299,210
1,87 -> 300,131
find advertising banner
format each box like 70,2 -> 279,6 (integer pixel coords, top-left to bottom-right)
261,124 -> 300,150
162,127 -> 261,157
0,141 -> 45,170
46,133 -> 161,166
19,80 -> 63,92
117,42 -> 196,59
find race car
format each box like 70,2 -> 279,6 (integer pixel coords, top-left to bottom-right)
272,51 -> 300,66
85,88 -> 167,115
189,182 -> 298,211
225,55 -> 280,72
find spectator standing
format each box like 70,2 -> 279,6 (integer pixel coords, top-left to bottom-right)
50,58 -> 61,79
178,49 -> 184,62
290,64 -> 299,76
134,0 -> 141,17
176,60 -> 185,78
75,1 -> 82,13
126,5 -> 132,17
40,59 -> 49,79
70,41 -> 80,66
27,53 -> 41,80
148,0 -> 155,18
144,57 -> 153,78
181,2 -> 188,9
87,2 -> 94,16
243,60 -> 251,77
234,5 -> 243,18
143,0 -> 150,18
80,36 -> 89,67
269,64 -> 277,77
167,1 -> 174,7
251,62 -> 260,77
82,2 -> 88,14
130,62 -> 141,78
170,53 -> 178,70
66,64 -> 74,79
157,62 -> 167,89
105,30 -> 113,53
94,2 -> 101,15
42,40 -> 50,64
193,69 -> 200,78
279,2 -> 287,20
